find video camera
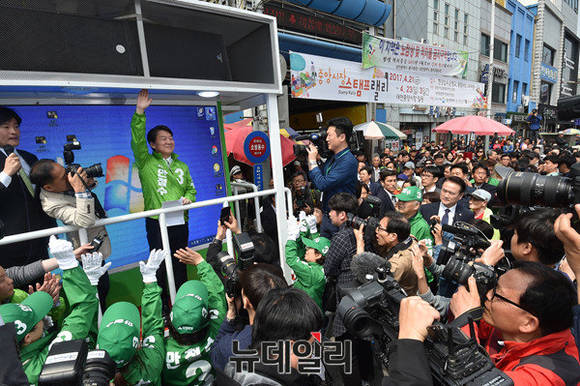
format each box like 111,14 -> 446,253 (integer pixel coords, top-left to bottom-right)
215,232 -> 256,297
435,221 -> 506,299
39,340 -> 115,386
346,195 -> 382,246
293,131 -> 331,159
337,264 -> 513,386
63,136 -> 104,180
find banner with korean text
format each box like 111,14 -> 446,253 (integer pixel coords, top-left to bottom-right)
290,52 -> 485,108
362,33 -> 469,78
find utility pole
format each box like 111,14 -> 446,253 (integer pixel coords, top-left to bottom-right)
485,0 -> 496,151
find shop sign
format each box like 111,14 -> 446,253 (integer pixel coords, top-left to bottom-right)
512,114 -> 527,122
540,63 -> 558,84
361,33 -> 469,78
263,3 -> 361,44
290,51 -> 485,108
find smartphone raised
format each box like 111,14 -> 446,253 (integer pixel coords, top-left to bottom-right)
220,207 -> 231,225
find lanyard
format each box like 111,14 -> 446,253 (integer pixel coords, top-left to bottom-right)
324,149 -> 350,175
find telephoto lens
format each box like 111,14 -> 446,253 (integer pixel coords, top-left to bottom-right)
497,172 -> 574,207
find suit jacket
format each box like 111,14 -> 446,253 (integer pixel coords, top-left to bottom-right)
472,182 -> 497,195
39,189 -> 111,258
366,181 -> 382,196
376,187 -> 396,216
419,202 -> 474,225
0,149 -> 56,267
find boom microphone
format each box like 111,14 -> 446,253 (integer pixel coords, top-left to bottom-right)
351,252 -> 387,284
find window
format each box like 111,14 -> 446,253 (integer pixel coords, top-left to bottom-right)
463,14 -> 468,45
524,39 -> 530,62
515,34 -> 521,58
542,44 -> 555,66
444,3 -> 449,38
492,83 -> 506,104
563,0 -> 578,12
512,80 -> 519,103
522,82 -> 528,97
494,40 -> 508,62
433,0 -> 439,35
481,33 -> 490,56
540,81 -> 552,104
454,8 -> 459,42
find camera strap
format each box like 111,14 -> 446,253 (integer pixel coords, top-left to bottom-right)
384,237 -> 413,260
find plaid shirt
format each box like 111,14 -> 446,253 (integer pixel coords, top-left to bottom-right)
324,223 -> 357,337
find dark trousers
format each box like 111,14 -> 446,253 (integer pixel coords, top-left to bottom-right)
145,218 -> 189,308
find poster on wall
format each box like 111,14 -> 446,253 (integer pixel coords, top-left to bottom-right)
13,105 -> 227,270
290,52 -> 485,108
362,33 -> 469,78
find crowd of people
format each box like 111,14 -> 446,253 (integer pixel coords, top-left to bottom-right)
1,94 -> 580,385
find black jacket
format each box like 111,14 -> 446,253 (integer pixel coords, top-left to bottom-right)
383,339 -> 433,386
0,149 -> 56,267
375,187 -> 396,216
419,202 -> 474,225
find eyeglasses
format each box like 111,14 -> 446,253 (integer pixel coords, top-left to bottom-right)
488,287 -> 537,317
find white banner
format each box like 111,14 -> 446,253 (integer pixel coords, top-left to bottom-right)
362,33 -> 469,77
290,52 -> 485,108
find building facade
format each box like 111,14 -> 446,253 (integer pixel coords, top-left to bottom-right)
505,0 -> 536,116
479,0 -> 513,121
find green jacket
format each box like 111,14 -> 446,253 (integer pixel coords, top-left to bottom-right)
131,113 -> 197,220
122,282 -> 166,385
285,239 -> 326,309
409,211 -> 433,244
21,266 -> 98,385
469,177 -> 499,187
163,261 -> 226,386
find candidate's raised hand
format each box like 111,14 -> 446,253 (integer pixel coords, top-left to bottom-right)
81,252 -> 111,286
136,89 -> 152,114
140,249 -> 168,283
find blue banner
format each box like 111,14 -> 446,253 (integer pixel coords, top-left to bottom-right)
13,105 -> 227,269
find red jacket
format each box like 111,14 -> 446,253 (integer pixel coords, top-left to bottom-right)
463,320 -> 580,385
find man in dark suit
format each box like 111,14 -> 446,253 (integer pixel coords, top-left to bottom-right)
449,163 -> 475,207
420,176 -> 474,226
376,168 -> 398,216
358,165 -> 381,196
0,107 -> 56,268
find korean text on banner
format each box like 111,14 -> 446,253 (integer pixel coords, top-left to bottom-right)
362,33 -> 469,78
290,52 -> 485,109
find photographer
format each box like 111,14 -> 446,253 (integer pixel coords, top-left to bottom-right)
163,247 -> 226,385
449,262 -> 580,384
291,172 -> 316,216
0,106 -> 57,267
210,264 -> 288,371
0,236 -> 104,384
29,159 -> 110,308
223,288 -> 324,385
97,250 -> 166,384
307,117 -> 358,238
131,89 -> 197,302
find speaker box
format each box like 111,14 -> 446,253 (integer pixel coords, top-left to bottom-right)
0,6 -> 142,76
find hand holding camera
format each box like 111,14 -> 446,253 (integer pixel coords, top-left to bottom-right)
68,167 -> 88,193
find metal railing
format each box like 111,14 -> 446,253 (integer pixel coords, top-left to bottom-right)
0,189 -> 286,303
231,181 -> 263,233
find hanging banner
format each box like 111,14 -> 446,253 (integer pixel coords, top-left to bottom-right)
290,52 -> 485,108
362,33 -> 469,78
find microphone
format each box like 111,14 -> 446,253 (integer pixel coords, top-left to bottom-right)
3,145 -> 14,155
350,252 -> 388,284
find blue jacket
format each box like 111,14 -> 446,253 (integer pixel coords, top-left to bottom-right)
527,114 -> 542,131
210,320 -> 253,371
308,148 -> 358,212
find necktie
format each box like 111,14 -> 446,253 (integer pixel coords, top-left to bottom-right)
18,168 -> 34,197
442,208 -> 450,226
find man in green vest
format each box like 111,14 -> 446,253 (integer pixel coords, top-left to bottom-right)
395,186 -> 433,245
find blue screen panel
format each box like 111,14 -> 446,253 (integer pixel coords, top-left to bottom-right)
12,105 -> 226,269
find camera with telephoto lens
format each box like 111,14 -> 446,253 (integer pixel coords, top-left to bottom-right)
336,264 -> 513,386
293,131 -> 331,159
346,196 -> 382,239
39,340 -> 115,386
215,232 -> 256,298
63,137 -> 104,179
496,162 -> 580,207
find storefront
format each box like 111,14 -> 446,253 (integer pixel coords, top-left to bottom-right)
506,112 -> 529,135
538,103 -> 558,132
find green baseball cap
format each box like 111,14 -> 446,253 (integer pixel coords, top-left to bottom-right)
97,302 -> 140,367
396,186 -> 423,202
171,280 -> 209,334
0,291 -> 53,342
301,236 -> 331,256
